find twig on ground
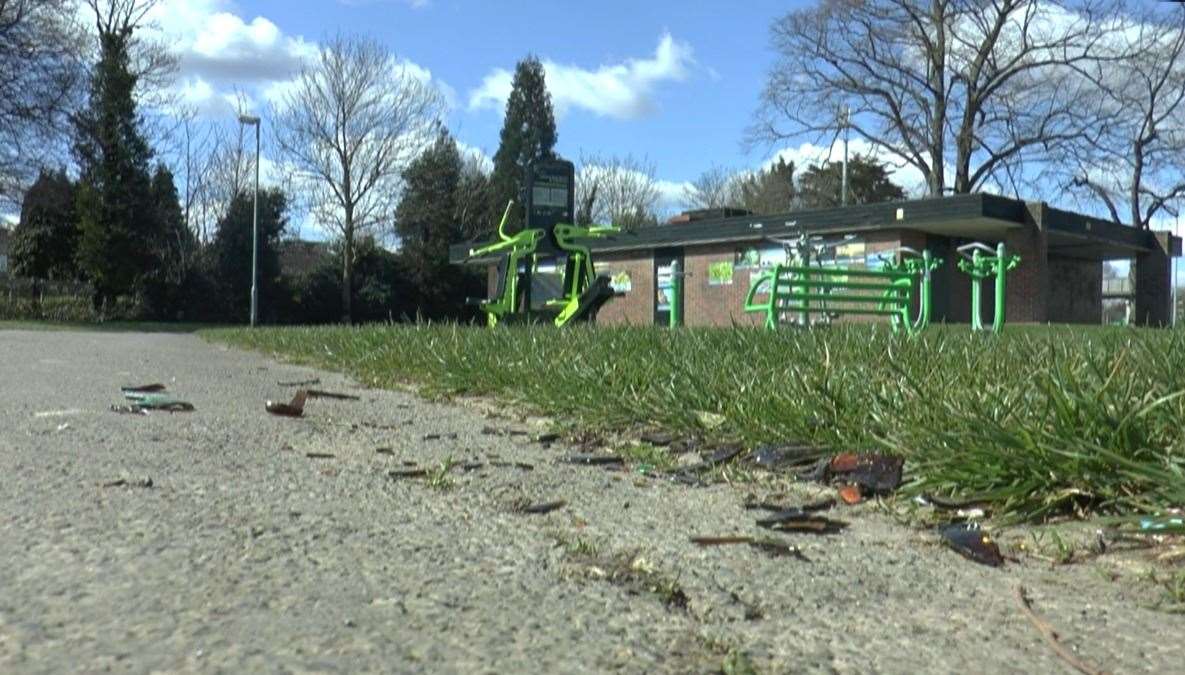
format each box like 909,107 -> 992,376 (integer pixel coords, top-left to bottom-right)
1015,585 -> 1107,675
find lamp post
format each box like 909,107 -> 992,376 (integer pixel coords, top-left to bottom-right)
238,114 -> 261,327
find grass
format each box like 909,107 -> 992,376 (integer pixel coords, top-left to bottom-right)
426,457 -> 458,491
204,323 -> 1185,524
617,442 -> 677,471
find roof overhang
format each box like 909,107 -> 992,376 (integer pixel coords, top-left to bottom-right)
449,193 -> 1180,264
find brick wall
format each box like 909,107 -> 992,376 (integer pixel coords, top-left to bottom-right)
1048,256 -> 1102,324
682,244 -> 763,327
1003,203 -> 1050,323
1135,231 -> 1174,327
592,252 -> 654,326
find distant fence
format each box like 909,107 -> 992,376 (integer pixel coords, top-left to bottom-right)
1102,278 -> 1134,298
1,276 -> 91,300
0,276 -> 95,321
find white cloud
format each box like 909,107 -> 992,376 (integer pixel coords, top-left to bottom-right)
398,59 -> 457,110
655,179 -> 691,215
468,33 -> 694,120
142,1 -> 448,120
455,141 -> 493,173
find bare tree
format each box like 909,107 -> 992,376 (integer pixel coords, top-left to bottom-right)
0,0 -> 85,206
84,0 -> 175,90
1065,4 -> 1185,229
156,93 -> 259,246
274,34 -> 445,323
682,165 -> 745,211
752,0 -> 1120,197
575,153 -> 661,229
454,152 -> 494,241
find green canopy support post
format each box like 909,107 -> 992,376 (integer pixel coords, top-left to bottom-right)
956,242 -> 1021,333
669,259 -> 683,328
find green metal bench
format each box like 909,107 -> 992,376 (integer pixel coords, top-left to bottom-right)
743,244 -> 942,336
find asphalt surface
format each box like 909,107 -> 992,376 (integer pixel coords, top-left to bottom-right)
0,329 -> 1182,674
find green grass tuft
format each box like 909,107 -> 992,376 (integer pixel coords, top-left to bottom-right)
204,323 -> 1185,523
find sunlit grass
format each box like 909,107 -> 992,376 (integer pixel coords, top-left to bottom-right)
204,323 -> 1185,523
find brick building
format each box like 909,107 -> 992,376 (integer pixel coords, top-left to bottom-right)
453,194 -> 1182,327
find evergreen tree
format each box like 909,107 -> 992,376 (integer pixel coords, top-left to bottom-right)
148,165 -> 193,284
139,165 -> 199,318
11,169 -> 78,287
797,154 -> 906,209
489,56 -> 557,231
211,189 -> 288,322
72,27 -> 158,312
738,158 -> 797,215
395,130 -> 482,317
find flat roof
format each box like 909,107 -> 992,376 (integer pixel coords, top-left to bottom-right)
450,193 -> 1180,264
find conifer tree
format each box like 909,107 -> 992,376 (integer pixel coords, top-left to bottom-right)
797,154 -> 905,208
73,25 -> 158,312
395,130 -> 483,316
11,169 -> 79,287
489,56 -> 557,230
738,158 -> 797,215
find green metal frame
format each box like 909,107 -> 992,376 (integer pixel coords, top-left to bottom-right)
743,247 -> 942,336
956,242 -> 1020,333
466,201 -> 619,327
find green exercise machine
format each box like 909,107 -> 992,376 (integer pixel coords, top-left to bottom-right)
465,160 -> 620,327
956,242 -> 1020,333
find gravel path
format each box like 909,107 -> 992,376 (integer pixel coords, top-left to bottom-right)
0,329 -> 1182,674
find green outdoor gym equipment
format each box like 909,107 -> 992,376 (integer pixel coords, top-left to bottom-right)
464,159 -> 620,327
743,235 -> 942,336
466,202 -> 619,327
956,242 -> 1020,333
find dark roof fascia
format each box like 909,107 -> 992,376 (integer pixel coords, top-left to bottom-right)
592,193 -> 997,254
1043,205 -> 1166,253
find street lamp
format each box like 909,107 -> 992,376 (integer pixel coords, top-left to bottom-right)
238,114 -> 261,327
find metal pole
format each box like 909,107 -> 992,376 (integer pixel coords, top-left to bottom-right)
841,106 -> 849,207
250,121 -> 260,327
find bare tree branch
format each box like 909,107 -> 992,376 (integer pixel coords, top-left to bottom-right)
575,153 -> 661,230
0,0 -> 85,207
682,165 -> 746,211
1061,3 -> 1185,228
273,34 -> 445,322
750,0 -> 1123,198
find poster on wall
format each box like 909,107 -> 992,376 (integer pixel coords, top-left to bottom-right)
734,247 -> 761,269
735,244 -> 790,269
655,263 -> 673,311
835,242 -> 866,267
708,261 -> 734,285
595,263 -> 633,293
610,271 -> 632,293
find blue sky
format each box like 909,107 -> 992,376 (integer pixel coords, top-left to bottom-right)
121,0 -> 1182,244
267,0 -> 801,182
154,0 -> 831,209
